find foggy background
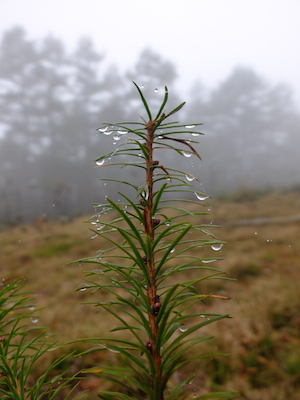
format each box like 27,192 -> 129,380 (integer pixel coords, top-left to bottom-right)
0,1 -> 299,225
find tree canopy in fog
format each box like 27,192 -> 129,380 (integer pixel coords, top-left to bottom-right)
0,27 -> 299,224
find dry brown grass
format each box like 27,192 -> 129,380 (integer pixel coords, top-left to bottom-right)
1,190 -> 300,399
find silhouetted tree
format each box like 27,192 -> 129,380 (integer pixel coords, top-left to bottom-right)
186,67 -> 300,194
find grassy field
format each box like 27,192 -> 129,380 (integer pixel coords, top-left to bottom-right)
1,190 -> 300,400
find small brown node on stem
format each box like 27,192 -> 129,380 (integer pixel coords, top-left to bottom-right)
151,160 -> 159,166
142,255 -> 148,263
152,218 -> 161,227
152,302 -> 161,315
139,198 -> 146,206
145,341 -> 153,352
152,295 -> 161,315
0,336 -> 5,345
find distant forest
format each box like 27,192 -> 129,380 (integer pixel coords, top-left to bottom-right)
0,27 -> 299,224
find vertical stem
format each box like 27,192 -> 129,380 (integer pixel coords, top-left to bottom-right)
144,122 -> 164,399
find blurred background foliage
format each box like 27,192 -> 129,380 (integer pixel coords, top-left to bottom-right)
0,27 -> 299,225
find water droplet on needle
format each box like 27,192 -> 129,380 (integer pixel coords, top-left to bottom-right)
194,192 -> 209,201
211,243 -> 223,251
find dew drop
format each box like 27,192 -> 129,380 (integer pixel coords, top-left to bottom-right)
211,243 -> 223,251
179,326 -> 188,332
185,125 -> 195,129
28,304 -> 35,311
194,192 -> 209,201
95,159 -> 105,166
142,191 -> 149,200
191,132 -> 200,136
154,88 -> 158,93
31,316 -> 39,324
170,248 -> 175,253
182,151 -> 192,158
113,134 -> 121,141
202,259 -> 217,264
108,348 -> 120,353
98,126 -> 108,132
91,233 -> 98,240
77,283 -> 88,291
117,130 -> 128,135
103,130 -> 113,136
91,269 -> 104,274
186,174 -> 195,182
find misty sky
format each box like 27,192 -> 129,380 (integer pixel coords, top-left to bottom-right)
1,0 -> 300,105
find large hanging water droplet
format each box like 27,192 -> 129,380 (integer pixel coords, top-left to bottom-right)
194,192 -> 209,201
170,247 -> 175,253
28,304 -> 35,311
113,134 -> 121,141
154,88 -> 158,93
182,151 -> 192,158
186,174 -> 195,182
185,125 -> 195,129
95,159 -> 105,166
98,126 -> 108,132
211,243 -> 223,251
102,131 -> 113,136
31,316 -> 39,323
179,326 -> 188,332
191,132 -> 200,136
117,130 -> 127,135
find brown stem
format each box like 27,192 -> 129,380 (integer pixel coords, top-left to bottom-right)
144,122 -> 164,399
